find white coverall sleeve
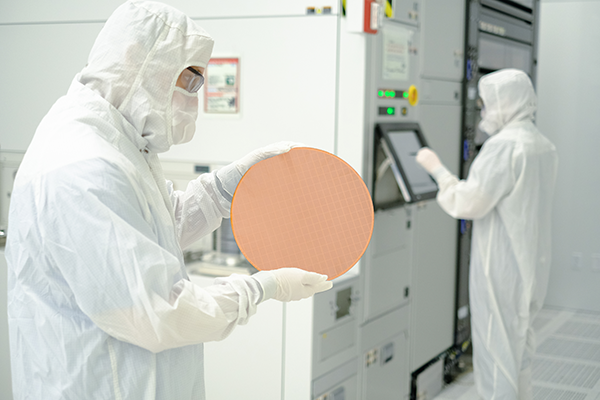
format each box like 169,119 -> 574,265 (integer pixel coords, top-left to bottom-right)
42,160 -> 268,354
431,140 -> 516,220
167,170 -> 231,250
167,142 -> 300,250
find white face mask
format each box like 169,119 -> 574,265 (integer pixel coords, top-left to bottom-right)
171,87 -> 199,145
478,110 -> 501,136
478,108 -> 488,134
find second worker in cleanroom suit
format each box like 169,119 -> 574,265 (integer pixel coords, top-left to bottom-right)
416,69 -> 558,399
6,1 -> 332,399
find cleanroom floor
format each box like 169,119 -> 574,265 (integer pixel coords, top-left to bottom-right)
433,307 -> 600,400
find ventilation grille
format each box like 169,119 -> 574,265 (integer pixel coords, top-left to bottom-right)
533,359 -> 600,389
538,338 -> 600,364
533,311 -> 600,399
533,386 -> 590,400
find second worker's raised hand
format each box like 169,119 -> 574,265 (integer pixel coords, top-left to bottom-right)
416,147 -> 443,174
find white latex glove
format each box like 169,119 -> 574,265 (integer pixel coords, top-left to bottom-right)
416,147 -> 443,174
216,141 -> 305,197
271,268 -> 333,302
237,141 -> 304,173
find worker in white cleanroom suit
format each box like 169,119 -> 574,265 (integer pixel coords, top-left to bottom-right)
416,69 -> 558,399
6,1 -> 331,399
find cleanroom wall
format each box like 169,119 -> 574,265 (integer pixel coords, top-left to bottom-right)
536,0 -> 600,312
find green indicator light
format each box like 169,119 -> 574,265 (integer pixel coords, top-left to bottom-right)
387,107 -> 395,115
403,91 -> 409,98
378,90 -> 384,97
390,91 -> 396,98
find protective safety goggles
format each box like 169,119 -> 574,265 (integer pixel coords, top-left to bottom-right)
181,67 -> 205,93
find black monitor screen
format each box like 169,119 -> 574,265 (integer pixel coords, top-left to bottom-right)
386,130 -> 438,196
374,122 -> 438,205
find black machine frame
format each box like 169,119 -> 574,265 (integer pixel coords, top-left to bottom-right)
374,122 -> 438,208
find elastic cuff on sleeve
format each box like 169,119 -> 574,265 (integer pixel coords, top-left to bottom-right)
431,165 -> 452,183
215,163 -> 243,198
251,271 -> 278,303
214,174 -> 233,203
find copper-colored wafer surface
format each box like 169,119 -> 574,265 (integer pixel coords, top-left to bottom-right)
231,147 -> 374,280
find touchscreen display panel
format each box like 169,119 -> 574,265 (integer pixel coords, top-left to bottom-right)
387,130 -> 438,196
